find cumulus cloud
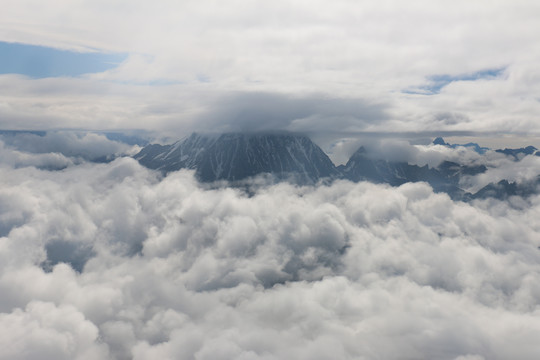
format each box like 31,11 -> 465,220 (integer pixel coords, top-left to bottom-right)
0,139 -> 74,170
332,138 -> 540,193
0,300 -> 109,360
322,136 -> 492,168
1,151 -> 540,359
460,153 -> 540,192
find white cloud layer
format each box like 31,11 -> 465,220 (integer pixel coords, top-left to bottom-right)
1,1 -> 540,138
0,131 -> 139,169
1,153 -> 540,359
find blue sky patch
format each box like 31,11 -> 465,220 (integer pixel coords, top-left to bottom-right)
404,67 -> 506,95
0,41 -> 127,78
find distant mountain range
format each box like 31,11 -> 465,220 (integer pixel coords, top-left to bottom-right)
433,137 -> 490,154
434,136 -> 540,158
134,133 -> 540,201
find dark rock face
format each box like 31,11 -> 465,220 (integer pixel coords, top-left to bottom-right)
338,148 -> 487,196
472,177 -> 540,200
495,146 -> 538,160
134,133 -> 215,173
196,133 -> 340,182
433,137 -> 448,146
432,137 -> 489,154
135,133 -> 539,201
134,133 -> 340,183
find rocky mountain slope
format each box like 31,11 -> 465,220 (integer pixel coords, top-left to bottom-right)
135,133 -> 540,200
135,132 -> 340,183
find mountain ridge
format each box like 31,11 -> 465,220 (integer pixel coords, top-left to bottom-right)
135,133 -> 540,201
135,132 -> 340,183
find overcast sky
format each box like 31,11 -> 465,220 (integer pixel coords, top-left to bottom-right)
1,1 -> 540,144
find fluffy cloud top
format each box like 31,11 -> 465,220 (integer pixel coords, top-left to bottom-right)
1,150 -> 540,359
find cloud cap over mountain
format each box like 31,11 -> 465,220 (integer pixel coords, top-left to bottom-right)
1,1 -> 540,139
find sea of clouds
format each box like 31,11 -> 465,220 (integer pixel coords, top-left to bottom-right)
1,133 -> 540,360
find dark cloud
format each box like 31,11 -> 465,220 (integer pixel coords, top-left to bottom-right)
432,111 -> 472,125
194,92 -> 390,134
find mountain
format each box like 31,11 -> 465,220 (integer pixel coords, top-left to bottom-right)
337,147 -> 488,200
433,137 -> 540,159
135,133 -> 216,173
134,132 -> 340,182
338,147 -> 486,191
495,146 -> 538,160
472,177 -> 540,200
433,137 -> 448,146
338,146 -> 439,186
432,137 -> 489,154
436,160 -> 487,181
135,132 -> 539,201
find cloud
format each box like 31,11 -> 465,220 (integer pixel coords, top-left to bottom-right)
1,150 -> 540,359
0,140 -> 74,170
0,131 -> 139,161
1,1 -> 540,137
460,153 -> 540,192
322,137 -> 489,167
194,92 -> 390,135
2,1 -> 540,354
0,300 -> 109,360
